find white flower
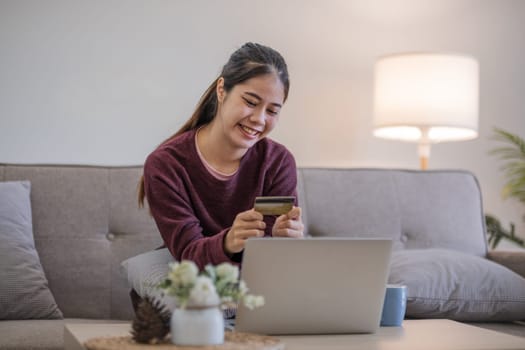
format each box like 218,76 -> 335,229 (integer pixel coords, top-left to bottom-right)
188,276 -> 220,306
215,263 -> 239,283
239,280 -> 248,294
168,260 -> 198,287
220,296 -> 233,304
243,294 -> 265,310
159,261 -> 264,310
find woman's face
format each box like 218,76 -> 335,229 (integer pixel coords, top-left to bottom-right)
214,73 -> 285,151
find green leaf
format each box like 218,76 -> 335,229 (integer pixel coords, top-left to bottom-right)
203,264 -> 216,282
490,127 -> 525,205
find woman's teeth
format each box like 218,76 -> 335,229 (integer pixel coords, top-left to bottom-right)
240,125 -> 259,136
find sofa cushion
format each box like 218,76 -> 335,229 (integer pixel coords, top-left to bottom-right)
0,181 -> 62,319
389,249 -> 525,321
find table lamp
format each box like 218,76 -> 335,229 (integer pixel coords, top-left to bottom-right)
373,53 -> 479,169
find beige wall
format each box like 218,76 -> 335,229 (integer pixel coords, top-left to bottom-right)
1,0 -> 524,244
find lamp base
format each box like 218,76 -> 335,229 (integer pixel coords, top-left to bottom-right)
419,156 -> 428,170
418,143 -> 431,170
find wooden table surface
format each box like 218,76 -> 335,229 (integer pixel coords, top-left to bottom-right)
64,319 -> 525,350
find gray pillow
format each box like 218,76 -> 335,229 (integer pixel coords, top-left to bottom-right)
0,181 -> 62,319
389,249 -> 525,321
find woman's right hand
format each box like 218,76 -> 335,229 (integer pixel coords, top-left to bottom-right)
224,209 -> 266,254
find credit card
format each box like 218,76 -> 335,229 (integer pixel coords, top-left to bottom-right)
254,196 -> 295,216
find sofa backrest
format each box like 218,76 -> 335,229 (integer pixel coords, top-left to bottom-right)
1,164 -> 159,320
297,168 -> 487,255
1,165 -> 487,320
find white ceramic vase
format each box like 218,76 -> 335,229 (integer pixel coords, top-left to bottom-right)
170,306 -> 224,346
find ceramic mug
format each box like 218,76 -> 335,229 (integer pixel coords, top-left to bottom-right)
380,284 -> 407,327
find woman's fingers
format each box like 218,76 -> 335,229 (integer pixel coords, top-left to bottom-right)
225,209 -> 266,254
273,226 -> 304,238
235,229 -> 265,239
227,206 -> 305,254
273,227 -> 304,238
272,206 -> 304,238
237,209 -> 264,222
227,229 -> 264,253
286,206 -> 301,220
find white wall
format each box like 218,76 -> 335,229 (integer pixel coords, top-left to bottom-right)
1,0 -> 524,243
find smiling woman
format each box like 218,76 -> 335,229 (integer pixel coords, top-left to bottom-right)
136,43 -> 304,288
200,72 -> 285,169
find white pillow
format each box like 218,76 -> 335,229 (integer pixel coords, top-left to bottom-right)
120,249 -> 238,319
120,248 -> 176,311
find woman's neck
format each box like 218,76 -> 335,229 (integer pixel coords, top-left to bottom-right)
196,124 -> 245,174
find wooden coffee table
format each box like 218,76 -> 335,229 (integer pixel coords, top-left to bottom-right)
64,319 -> 525,350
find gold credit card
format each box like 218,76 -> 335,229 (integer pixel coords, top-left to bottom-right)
254,196 -> 295,216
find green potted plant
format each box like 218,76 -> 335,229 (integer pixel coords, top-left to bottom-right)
486,127 -> 525,249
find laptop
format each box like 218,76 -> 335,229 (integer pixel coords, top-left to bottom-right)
235,237 -> 392,335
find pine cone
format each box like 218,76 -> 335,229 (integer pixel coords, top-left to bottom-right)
131,297 -> 171,344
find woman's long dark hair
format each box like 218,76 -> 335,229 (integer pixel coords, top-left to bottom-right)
138,43 -> 290,207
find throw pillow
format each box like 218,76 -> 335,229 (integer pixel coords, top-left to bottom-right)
120,248 -> 177,311
121,248 -> 237,318
389,249 -> 525,321
0,181 -> 62,319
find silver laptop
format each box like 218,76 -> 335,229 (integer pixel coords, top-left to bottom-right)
235,237 -> 392,335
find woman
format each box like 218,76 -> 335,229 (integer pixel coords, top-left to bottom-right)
139,42 -> 304,271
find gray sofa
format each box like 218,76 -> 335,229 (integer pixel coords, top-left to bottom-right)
1,164 -> 524,350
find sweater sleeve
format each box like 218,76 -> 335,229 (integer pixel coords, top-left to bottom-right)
262,148 -> 299,236
265,149 -> 298,199
143,152 -> 237,270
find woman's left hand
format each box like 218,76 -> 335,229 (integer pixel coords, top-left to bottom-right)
272,206 -> 304,238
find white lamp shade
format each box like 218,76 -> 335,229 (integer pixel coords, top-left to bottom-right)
373,53 -> 479,143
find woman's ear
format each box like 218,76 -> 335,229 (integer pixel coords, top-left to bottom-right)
216,77 -> 225,103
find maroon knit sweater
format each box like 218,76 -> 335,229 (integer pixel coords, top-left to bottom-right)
143,129 -> 298,270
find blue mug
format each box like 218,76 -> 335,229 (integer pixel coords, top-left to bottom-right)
380,284 -> 407,327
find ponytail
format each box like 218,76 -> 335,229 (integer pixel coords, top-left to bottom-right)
137,79 -> 219,207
